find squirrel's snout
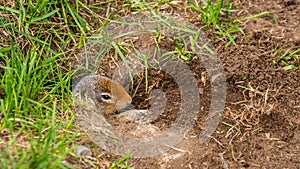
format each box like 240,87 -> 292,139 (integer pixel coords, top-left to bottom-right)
115,96 -> 132,111
116,101 -> 134,114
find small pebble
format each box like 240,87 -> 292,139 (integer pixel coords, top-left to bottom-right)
73,145 -> 92,156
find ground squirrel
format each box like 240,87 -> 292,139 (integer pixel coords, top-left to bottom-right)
93,76 -> 132,115
74,74 -> 164,125
73,74 -> 159,156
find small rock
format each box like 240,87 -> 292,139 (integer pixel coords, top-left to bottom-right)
73,145 -> 92,156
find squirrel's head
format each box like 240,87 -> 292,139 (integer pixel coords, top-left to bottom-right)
95,78 -> 132,114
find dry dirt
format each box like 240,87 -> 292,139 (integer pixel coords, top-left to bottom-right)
70,0 -> 300,168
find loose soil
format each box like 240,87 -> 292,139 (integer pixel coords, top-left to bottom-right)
70,0 -> 300,168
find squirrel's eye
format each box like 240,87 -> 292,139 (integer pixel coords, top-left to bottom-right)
100,94 -> 111,100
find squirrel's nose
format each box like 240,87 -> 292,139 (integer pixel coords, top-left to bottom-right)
116,97 -> 132,111
116,103 -> 135,114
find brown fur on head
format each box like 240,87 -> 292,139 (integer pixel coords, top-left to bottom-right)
94,77 -> 132,114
